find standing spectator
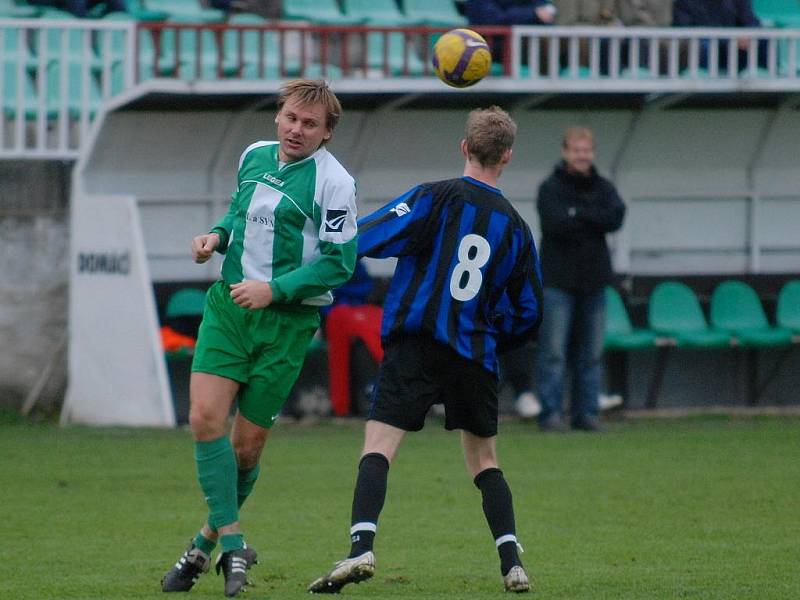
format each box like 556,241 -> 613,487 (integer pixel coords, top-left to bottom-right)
535,126 -> 625,432
673,0 -> 768,71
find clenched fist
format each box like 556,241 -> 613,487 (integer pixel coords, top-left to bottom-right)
230,280 -> 273,310
192,233 -> 220,264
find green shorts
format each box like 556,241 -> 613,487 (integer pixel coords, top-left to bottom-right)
192,280 -> 320,428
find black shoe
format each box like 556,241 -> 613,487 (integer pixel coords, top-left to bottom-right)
538,416 -> 567,433
215,545 -> 258,597
161,542 -> 211,592
572,417 -> 603,432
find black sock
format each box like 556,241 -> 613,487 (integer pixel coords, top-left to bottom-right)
348,452 -> 389,558
474,467 -> 521,576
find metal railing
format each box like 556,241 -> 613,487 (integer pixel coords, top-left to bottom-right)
513,26 -> 800,91
1,18 -> 135,158
5,19 -> 800,158
134,23 -> 511,81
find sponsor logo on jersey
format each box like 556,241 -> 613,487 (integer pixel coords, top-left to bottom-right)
262,173 -> 285,187
325,209 -> 348,232
390,202 -> 410,217
246,212 -> 275,229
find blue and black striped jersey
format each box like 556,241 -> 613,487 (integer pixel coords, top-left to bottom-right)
357,176 -> 543,374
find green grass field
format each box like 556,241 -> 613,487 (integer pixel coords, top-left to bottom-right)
2,413 -> 799,599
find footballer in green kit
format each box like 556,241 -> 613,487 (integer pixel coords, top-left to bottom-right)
160,79 -> 357,597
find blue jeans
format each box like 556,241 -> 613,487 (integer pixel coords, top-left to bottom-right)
535,287 -> 606,425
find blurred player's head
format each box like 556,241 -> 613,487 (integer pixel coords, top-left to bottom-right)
462,106 -> 516,169
275,79 -> 342,162
562,126 -> 595,175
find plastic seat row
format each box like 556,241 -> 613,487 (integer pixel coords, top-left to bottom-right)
753,0 -> 800,28
605,280 -> 800,407
606,280 -> 800,350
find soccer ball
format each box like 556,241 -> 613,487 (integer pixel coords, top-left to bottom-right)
432,28 -> 492,88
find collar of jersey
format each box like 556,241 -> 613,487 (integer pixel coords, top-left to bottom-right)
462,176 -> 502,195
275,144 -> 327,169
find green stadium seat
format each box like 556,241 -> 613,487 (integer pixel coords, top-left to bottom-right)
2,60 -> 41,120
2,26 -> 39,71
225,13 -> 290,79
776,280 -> 800,336
753,0 -> 800,27
402,0 -> 467,27
45,61 -> 102,118
0,0 -> 41,18
166,288 -> 207,319
36,8 -> 78,19
225,31 -> 278,79
224,15 -> 342,80
603,286 -> 658,351
559,66 -> 593,79
621,67 -> 655,79
281,0 -> 365,25
137,27 -> 179,79
365,31 -> 426,75
342,0 -> 419,25
710,280 -> 793,347
119,0 -> 170,22
177,28 -> 238,80
648,281 -> 731,348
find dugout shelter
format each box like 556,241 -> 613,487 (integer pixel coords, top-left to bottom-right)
2,18 -> 791,425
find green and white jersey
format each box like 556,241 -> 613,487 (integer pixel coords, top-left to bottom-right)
211,141 -> 357,306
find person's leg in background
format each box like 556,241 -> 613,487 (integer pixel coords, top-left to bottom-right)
535,287 -> 575,431
499,340 -> 540,419
569,289 -> 606,431
325,305 -> 383,417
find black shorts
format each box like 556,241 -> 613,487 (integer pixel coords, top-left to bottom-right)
368,336 -> 499,438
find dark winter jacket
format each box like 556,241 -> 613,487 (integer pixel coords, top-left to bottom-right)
672,0 -> 761,27
466,0 -> 554,25
536,161 -> 625,293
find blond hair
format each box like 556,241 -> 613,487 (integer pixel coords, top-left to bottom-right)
277,79 -> 342,136
464,106 -> 517,167
562,126 -> 595,149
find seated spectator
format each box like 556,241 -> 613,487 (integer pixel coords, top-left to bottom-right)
553,0 -> 620,75
617,0 -> 672,72
218,0 -> 282,19
466,1 -> 556,74
321,260 -> 384,417
618,0 -> 671,26
673,0 -> 768,71
60,0 -> 126,17
553,0 -> 618,25
465,0 -> 556,26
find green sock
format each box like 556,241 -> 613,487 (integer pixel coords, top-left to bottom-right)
192,531 -> 216,556
194,436 -> 238,531
220,533 -> 245,553
237,465 -> 261,509
205,465 -> 262,539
